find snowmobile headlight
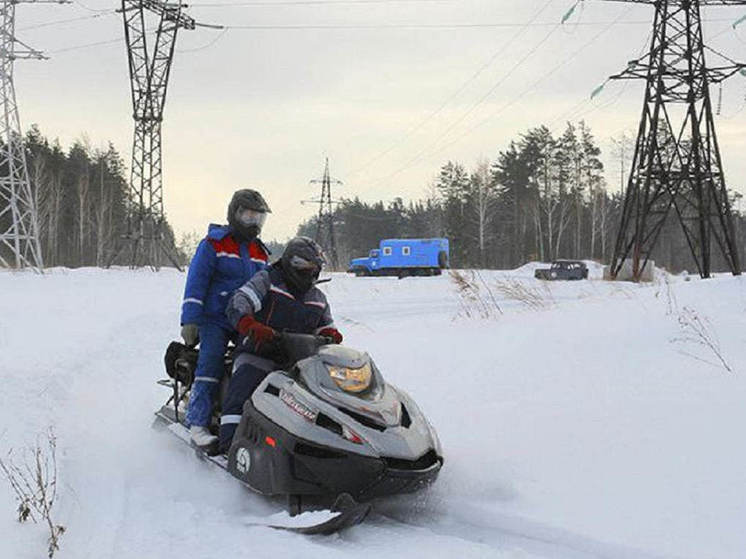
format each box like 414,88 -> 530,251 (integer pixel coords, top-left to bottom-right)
327,362 -> 372,393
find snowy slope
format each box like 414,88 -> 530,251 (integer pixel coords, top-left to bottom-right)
1,267 -> 745,558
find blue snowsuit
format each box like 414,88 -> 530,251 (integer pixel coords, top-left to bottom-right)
181,224 -> 269,428
218,264 -> 337,450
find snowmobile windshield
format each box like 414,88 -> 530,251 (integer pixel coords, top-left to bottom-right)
236,208 -> 267,229
327,361 -> 373,393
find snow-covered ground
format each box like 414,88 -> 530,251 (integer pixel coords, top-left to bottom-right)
1,266 -> 745,558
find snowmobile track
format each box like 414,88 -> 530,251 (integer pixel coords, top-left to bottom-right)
370,504 -> 676,559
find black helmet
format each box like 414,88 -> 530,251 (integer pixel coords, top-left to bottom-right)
281,236 -> 326,294
227,189 -> 271,241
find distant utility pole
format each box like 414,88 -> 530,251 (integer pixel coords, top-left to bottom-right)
605,0 -> 744,280
305,157 -> 342,270
0,0 -> 68,269
115,0 -> 195,269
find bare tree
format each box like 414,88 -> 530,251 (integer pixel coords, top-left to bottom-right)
76,173 -> 90,265
31,155 -> 51,261
579,122 -> 604,259
530,131 -> 559,261
554,123 -> 576,259
92,154 -> 115,267
0,430 -> 66,558
598,184 -> 610,260
469,159 -> 498,267
609,131 -> 633,197
48,173 -> 63,266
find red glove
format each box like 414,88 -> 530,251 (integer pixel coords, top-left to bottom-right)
237,315 -> 276,345
318,327 -> 343,344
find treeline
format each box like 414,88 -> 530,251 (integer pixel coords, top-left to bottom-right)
15,126 -> 179,268
299,121 -> 746,273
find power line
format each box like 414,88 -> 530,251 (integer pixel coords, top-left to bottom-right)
547,28 -> 652,130
44,17 -> 675,55
190,0 -> 451,6
73,0 -> 115,12
345,0 -> 556,179
548,17 -> 744,130
219,19 -> 683,29
436,6 -> 634,157
343,12 -> 744,207
353,4 -> 634,195
18,11 -> 115,31
176,27 -> 229,51
51,35 -> 129,53
351,21 -> 567,192
256,8 -> 731,201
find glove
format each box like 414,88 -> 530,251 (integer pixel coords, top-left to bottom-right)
181,323 -> 199,347
237,315 -> 277,345
318,327 -> 343,344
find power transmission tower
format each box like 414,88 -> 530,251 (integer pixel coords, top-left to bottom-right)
116,0 -> 195,269
606,0 -> 745,280
306,157 -> 342,270
0,0 -> 64,269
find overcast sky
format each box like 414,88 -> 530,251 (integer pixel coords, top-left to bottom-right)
14,0 -> 746,241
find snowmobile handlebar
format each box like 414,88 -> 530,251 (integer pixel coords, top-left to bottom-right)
274,331 -> 334,369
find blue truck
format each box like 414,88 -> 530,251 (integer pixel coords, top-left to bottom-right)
348,238 -> 450,277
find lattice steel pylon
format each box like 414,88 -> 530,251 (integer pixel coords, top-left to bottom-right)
118,0 -> 194,268
606,0 -> 745,280
307,157 -> 341,270
0,0 -> 47,269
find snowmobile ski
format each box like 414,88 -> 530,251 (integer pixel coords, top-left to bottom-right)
245,493 -> 371,535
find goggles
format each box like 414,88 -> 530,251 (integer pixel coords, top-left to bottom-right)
288,254 -> 324,273
236,208 -> 267,228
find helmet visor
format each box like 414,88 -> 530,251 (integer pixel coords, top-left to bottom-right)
288,254 -> 324,274
236,208 -> 267,229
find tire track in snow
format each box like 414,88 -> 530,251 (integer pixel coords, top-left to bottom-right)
368,501 -> 681,559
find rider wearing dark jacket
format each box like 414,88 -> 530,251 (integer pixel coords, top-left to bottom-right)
218,237 -> 342,452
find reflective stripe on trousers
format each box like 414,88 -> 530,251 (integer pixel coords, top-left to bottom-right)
218,359 -> 276,452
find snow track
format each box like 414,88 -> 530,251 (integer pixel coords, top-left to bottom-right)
2,267 -> 746,558
369,500 -> 678,559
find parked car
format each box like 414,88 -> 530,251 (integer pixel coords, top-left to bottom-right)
534,260 -> 589,280
348,238 -> 449,277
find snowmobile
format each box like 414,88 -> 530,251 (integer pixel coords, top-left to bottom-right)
154,332 -> 443,534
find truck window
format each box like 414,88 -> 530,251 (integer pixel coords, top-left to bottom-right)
383,247 -> 392,256
402,246 -> 411,256
370,249 -> 380,258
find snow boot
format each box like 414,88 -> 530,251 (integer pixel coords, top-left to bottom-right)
190,425 -> 218,455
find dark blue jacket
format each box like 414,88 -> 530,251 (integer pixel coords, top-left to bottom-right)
181,224 -> 269,329
226,264 -> 335,357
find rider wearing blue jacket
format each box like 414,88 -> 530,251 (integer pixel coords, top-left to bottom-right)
181,189 -> 271,449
